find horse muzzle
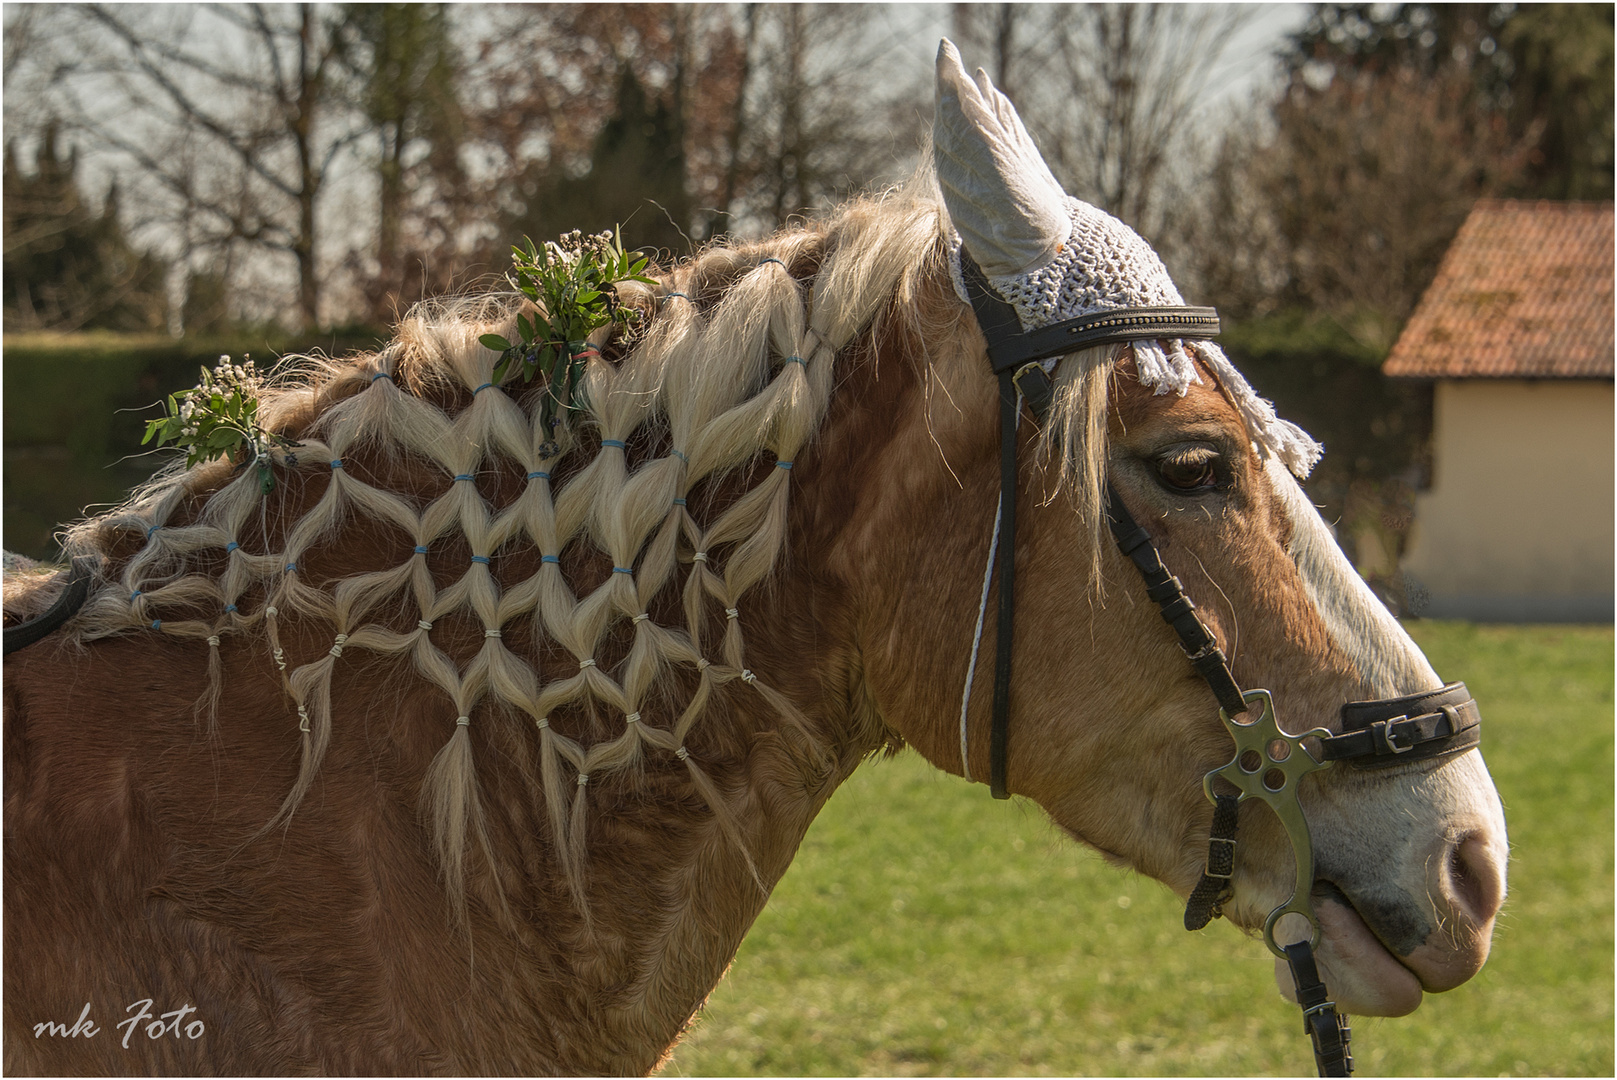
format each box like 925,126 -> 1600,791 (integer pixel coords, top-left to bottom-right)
1281,739 -> 1509,1016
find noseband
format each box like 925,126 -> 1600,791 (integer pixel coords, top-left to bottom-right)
958,251 -> 1483,1077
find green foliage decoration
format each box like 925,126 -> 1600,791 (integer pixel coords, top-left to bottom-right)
478,228 -> 654,448
141,356 -> 299,493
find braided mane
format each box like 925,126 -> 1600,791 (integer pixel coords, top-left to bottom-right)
47,187 -> 951,912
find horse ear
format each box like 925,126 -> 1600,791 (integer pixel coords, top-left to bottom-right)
933,38 -> 1070,277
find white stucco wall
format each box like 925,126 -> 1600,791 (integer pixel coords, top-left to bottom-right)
1401,379 -> 1614,622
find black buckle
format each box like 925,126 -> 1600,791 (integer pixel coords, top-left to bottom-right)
1011,361 -> 1056,421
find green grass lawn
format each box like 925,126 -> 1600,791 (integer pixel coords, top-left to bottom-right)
666,623 -> 1613,1077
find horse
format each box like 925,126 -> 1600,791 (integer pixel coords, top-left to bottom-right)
4,41 -> 1506,1076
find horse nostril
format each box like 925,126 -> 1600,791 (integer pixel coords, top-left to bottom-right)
1448,834 -> 1505,925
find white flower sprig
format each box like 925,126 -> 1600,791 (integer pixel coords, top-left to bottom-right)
143,355 -> 300,493
479,227 -> 654,443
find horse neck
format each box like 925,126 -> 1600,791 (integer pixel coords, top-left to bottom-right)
492,308 -> 969,1064
788,300 -> 1016,776
60,256 -> 979,1071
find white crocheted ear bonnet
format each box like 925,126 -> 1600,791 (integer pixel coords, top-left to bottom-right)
932,40 -> 1321,477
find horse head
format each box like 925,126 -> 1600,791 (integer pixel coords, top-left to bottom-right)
850,39 -> 1507,1020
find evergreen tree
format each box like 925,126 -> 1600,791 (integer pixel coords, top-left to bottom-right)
1282,3 -> 1613,200
508,65 -> 693,260
3,124 -> 169,333
333,3 -> 467,322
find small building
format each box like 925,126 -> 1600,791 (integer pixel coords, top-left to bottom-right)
1385,199 -> 1613,622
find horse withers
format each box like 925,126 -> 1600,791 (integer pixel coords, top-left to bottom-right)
4,40 -> 1504,1075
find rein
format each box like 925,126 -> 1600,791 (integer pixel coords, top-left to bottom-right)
2,557 -> 97,656
957,250 -> 1484,1077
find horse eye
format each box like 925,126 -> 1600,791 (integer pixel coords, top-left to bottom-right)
1155,448 -> 1221,493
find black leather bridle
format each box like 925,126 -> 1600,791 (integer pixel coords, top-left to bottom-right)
958,250 -> 1484,1077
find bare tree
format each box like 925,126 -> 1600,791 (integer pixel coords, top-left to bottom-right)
722,5 -> 925,235
1180,16 -> 1541,340
62,4 -> 362,329
331,3 -> 466,323
458,4 -> 921,254
950,3 -> 1043,103
952,4 -> 1259,253
709,4 -> 760,237
3,3 -> 934,328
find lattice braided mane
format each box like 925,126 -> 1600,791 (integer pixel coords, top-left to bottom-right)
53,188 -> 949,915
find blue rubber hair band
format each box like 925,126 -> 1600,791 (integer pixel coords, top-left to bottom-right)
225,542 -> 240,553
670,448 -> 689,464
474,382 -> 496,394
541,555 -> 561,565
471,555 -> 491,566
130,590 -> 143,600
414,545 -> 429,555
371,371 -> 394,382
660,291 -> 690,303
776,460 -> 793,470
759,257 -> 787,270
612,567 -> 634,575
151,620 -> 162,630
783,355 -> 808,367
601,439 -> 627,450
454,474 -> 475,482
226,604 -> 238,613
527,471 -> 551,481
330,459 -> 344,469
146,525 -> 161,538
285,562 -> 298,573
673,498 -> 687,507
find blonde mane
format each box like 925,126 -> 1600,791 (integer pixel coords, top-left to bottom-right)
12,174 -> 1147,926
44,184 -> 988,915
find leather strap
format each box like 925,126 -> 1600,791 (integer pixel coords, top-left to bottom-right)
2,557 -> 97,656
1184,791 -> 1240,930
958,249 -> 1220,373
1285,941 -> 1354,1076
1103,483 -> 1248,716
959,250 -> 1025,374
957,245 -> 1225,800
1324,683 -> 1480,767
982,304 -> 1221,369
989,368 -> 1018,799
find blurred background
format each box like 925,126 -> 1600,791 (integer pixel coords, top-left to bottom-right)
3,7 -> 1611,1075
4,3 -> 1613,601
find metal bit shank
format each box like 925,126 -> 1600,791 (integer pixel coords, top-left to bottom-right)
1202,688 -> 1334,957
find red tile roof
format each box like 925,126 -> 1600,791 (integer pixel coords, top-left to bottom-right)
1384,200 -> 1614,378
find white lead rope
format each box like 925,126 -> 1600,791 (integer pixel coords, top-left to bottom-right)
959,490 -> 1002,782
959,392 -> 1022,782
